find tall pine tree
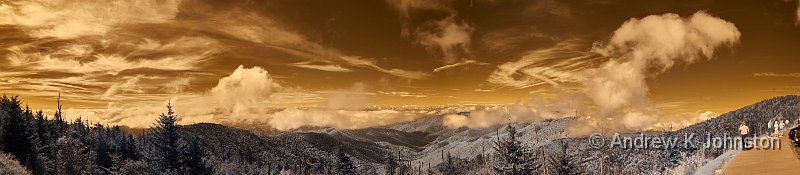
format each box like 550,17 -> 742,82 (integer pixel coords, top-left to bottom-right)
144,101 -> 182,174
547,140 -> 585,175
179,136 -> 212,175
1,96 -> 45,174
336,147 -> 356,175
440,151 -> 455,175
493,124 -> 540,175
33,110 -> 53,174
385,152 -> 397,175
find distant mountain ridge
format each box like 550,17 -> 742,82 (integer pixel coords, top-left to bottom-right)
181,95 -> 800,174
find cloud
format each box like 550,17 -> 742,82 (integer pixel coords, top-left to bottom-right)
415,17 -> 475,64
524,0 -> 572,18
793,0 -> 800,25
797,2 -> 800,25
484,11 -> 740,134
697,110 -> 718,121
651,110 -> 719,131
377,91 -> 428,98
478,27 -> 560,53
0,35 -> 219,105
268,108 -> 417,131
1,0 -> 434,111
443,90 -> 584,128
165,77 -> 192,94
5,36 -> 218,75
433,60 -> 490,72
384,0 -> 454,37
754,72 -> 800,78
580,11 -> 740,132
204,9 -> 429,79
0,0 -> 181,38
320,82 -> 374,109
340,56 -> 430,79
487,39 -> 592,89
57,65 -> 288,127
209,65 -> 282,117
103,75 -> 145,98
289,62 -> 354,72
385,0 -> 474,64
57,65 -> 424,130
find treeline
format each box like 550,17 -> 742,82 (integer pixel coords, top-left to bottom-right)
0,95 -> 209,174
0,94 -> 589,175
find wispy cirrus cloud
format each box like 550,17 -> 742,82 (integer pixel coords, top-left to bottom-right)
432,59 -> 490,72
197,8 -> 429,79
386,0 -> 475,65
103,75 -> 145,98
0,0 -> 182,38
754,72 -> 800,77
289,62 -> 354,72
0,0 -> 431,114
414,16 -> 475,64
340,56 -> 430,80
487,39 -> 595,89
789,0 -> 800,25
6,39 -> 218,75
797,1 -> 800,25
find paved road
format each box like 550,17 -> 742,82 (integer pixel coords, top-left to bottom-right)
724,131 -> 800,175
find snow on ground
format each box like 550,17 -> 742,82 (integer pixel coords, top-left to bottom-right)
694,150 -> 739,175
396,117 -> 573,164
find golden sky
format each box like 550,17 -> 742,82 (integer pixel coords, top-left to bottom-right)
1,0 -> 799,130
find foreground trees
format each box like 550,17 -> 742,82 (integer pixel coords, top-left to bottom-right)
0,96 -> 44,174
493,124 -> 541,175
336,147 -> 356,175
0,95 -> 211,175
0,94 -> 597,174
547,140 -> 586,175
143,102 -> 212,175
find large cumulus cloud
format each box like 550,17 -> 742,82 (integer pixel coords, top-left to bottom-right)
583,11 -> 740,132
475,11 -> 740,134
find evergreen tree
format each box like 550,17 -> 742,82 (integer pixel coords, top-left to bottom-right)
121,135 -> 140,161
0,96 -> 45,174
336,147 -> 356,175
493,124 -> 540,175
144,101 -> 182,173
385,153 -> 397,175
440,151 -> 455,175
91,123 -> 116,173
53,126 -> 92,174
34,110 -> 52,147
659,130 -> 681,170
179,136 -> 212,175
33,110 -> 53,174
547,140 -> 585,175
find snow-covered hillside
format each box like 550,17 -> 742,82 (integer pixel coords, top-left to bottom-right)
179,95 -> 800,174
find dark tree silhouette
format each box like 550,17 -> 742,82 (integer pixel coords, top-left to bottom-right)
385,152 -> 398,175
440,151 -> 456,175
336,147 -> 356,175
493,124 -> 540,175
180,136 -> 212,175
1,96 -> 45,174
144,102 -> 182,173
547,140 -> 585,175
